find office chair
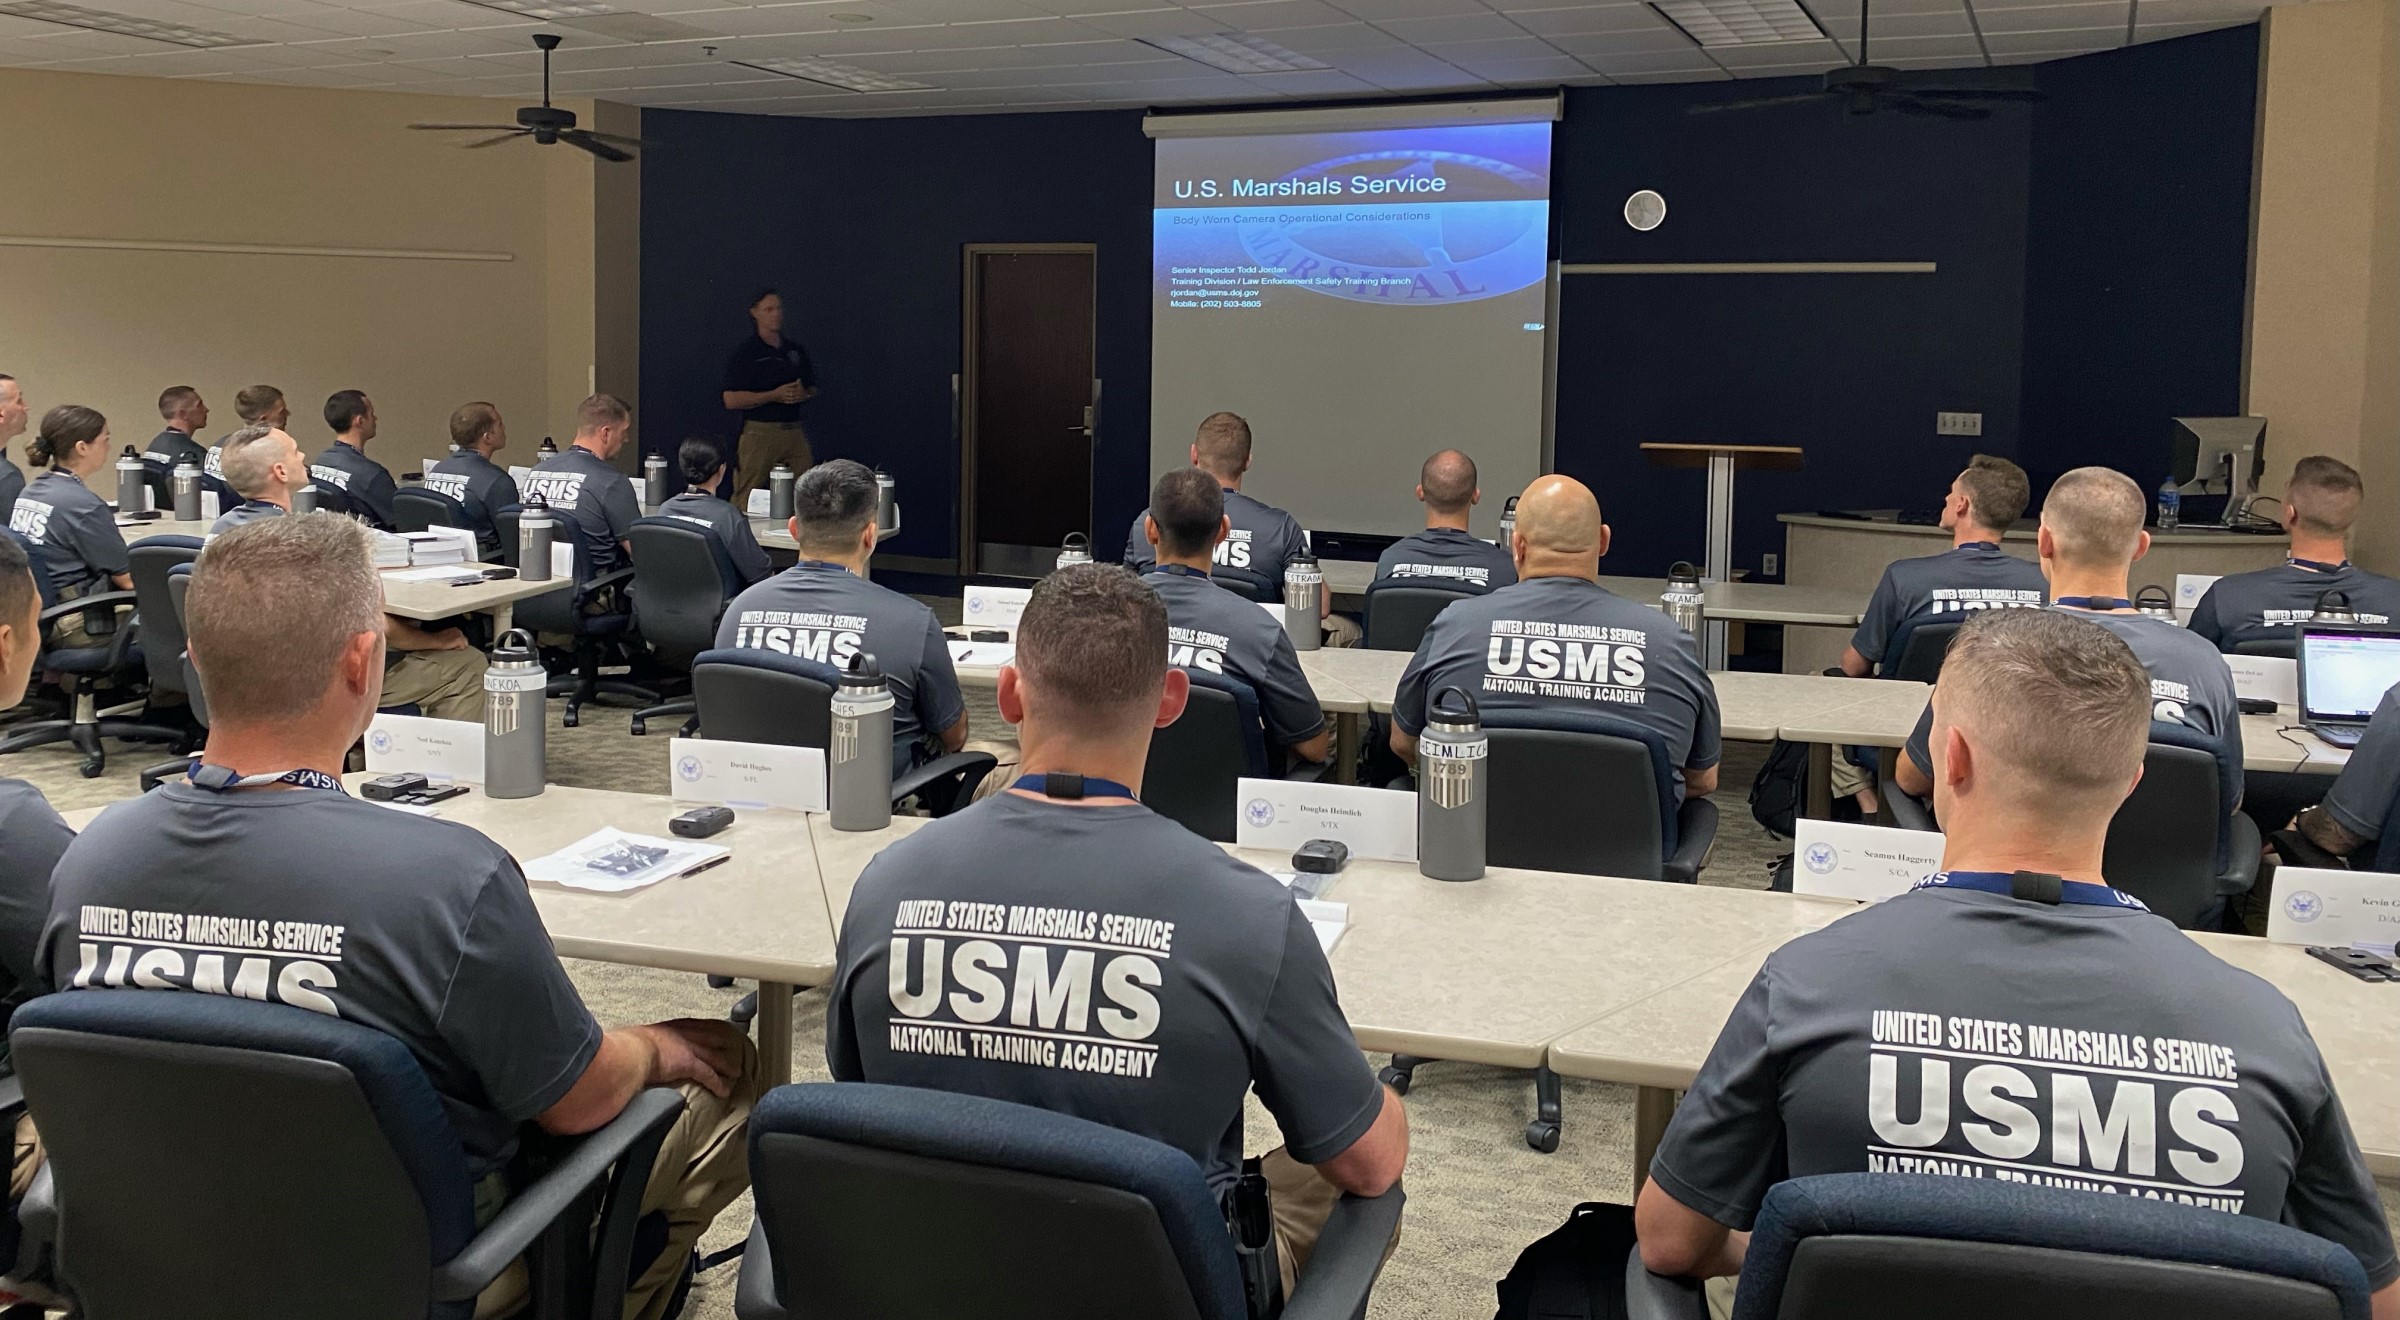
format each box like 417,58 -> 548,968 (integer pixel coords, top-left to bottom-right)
392,487 -> 474,539
1209,567 -> 1275,603
305,479 -> 359,520
1879,615 -> 1962,685
8,989 -> 685,1320
511,536 -> 654,728
1626,1173 -> 2372,1320
690,648 -> 995,814
626,517 -> 746,737
125,537 -> 203,706
1140,667 -> 1328,843
1887,721 -> 2254,929
491,506 -> 524,569
0,531 -> 191,778
2234,638 -> 2298,659
1382,704 -> 1716,1151
1362,583 -> 1473,652
734,1083 -> 1403,1320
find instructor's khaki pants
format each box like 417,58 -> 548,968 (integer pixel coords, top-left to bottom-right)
734,421 -> 812,505
381,647 -> 489,722
477,1036 -> 763,1320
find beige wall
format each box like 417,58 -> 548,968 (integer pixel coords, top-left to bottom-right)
0,66 -> 636,482
2247,0 -> 2400,570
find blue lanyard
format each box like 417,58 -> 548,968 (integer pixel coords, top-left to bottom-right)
1149,564 -> 1209,580
186,764 -> 346,794
1912,870 -> 2148,911
794,559 -> 850,573
2289,557 -> 2350,573
1014,773 -> 1137,801
2054,597 -> 2133,611
1958,540 -> 2001,552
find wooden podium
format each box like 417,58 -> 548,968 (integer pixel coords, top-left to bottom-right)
1640,444 -> 1805,669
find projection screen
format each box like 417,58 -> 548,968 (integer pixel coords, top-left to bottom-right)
1145,97 -> 1559,539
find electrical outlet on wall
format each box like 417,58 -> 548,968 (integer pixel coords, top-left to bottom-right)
1762,553 -> 1779,577
1937,412 -> 1984,436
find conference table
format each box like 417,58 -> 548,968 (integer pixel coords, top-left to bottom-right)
1316,560 -> 1867,629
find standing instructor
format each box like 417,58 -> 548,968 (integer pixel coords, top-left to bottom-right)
721,287 -> 816,505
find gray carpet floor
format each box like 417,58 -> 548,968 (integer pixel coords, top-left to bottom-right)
10,605 -> 2394,1319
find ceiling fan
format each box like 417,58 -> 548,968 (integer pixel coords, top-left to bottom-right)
408,33 -> 649,161
1688,0 -> 2043,119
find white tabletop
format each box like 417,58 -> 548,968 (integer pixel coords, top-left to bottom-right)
118,518 -> 213,540
2241,715 -> 2351,776
1317,561 -> 1866,626
378,564 -> 570,623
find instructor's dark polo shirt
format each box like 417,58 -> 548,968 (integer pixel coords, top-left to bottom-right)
723,335 -> 816,426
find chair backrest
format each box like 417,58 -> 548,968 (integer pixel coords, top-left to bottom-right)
1209,567 -> 1273,603
168,563 -> 208,727
1882,615 -> 1963,684
1730,1173 -> 2368,1320
2235,637 -> 2298,659
307,479 -> 357,519
1484,707 -> 1681,879
2101,722 -> 2237,928
630,517 -> 746,669
1362,584 -> 1473,652
748,1083 -> 1243,1320
490,506 -> 521,569
3,528 -> 60,613
692,647 -> 837,748
509,534 -> 612,636
1142,668 -> 1269,843
126,536 -> 205,695
10,989 -> 478,1320
391,487 -> 470,537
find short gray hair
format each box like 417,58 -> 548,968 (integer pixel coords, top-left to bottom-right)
216,424 -> 285,499
2040,467 -> 2146,568
1932,609 -> 2150,811
187,514 -> 384,725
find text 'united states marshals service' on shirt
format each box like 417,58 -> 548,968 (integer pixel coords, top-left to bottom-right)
1372,527 -> 1517,595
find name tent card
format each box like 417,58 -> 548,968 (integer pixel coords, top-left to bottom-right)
669,736 -> 825,813
2226,654 -> 2298,708
746,489 -> 772,518
1792,818 -> 1946,903
2263,866 -> 2400,948
961,585 -> 1032,636
1235,778 -> 1416,863
365,713 -> 486,784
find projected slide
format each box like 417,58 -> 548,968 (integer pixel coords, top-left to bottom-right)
1149,118 -> 1554,536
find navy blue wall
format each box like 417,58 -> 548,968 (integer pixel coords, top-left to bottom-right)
639,28 -> 2257,577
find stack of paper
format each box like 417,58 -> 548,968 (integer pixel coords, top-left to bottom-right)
402,531 -> 469,566
523,828 -> 731,894
945,639 -> 1016,668
369,531 -> 412,568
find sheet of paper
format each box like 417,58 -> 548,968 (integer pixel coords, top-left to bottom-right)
550,541 -> 574,579
746,489 -> 772,517
2227,653 -> 2298,708
1236,778 -> 1416,863
946,639 -> 1017,668
961,584 -> 1032,635
524,827 -> 730,894
369,799 -> 439,817
200,490 -> 220,521
669,736 -> 825,813
2262,866 -> 2400,948
1297,898 -> 1348,954
384,565 -> 479,582
1791,818 -> 1946,903
365,712 -> 486,784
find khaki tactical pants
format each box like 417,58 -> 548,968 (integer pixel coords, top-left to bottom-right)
381,647 -> 489,722
733,422 -> 813,506
1261,1145 -> 1401,1297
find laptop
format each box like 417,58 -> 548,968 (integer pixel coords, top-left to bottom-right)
2296,625 -> 2400,748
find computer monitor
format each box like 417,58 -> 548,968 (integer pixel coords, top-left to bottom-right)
2169,417 -> 2267,526
2297,624 -> 2400,728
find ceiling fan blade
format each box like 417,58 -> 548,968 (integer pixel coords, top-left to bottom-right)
1686,90 -> 1832,114
1905,85 -> 2045,101
573,129 -> 654,148
1892,95 -> 1991,119
408,123 -> 525,131
463,132 -> 526,149
561,131 -> 634,162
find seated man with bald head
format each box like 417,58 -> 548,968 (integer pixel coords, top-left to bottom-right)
1390,475 -> 1720,800
1370,450 -> 1516,596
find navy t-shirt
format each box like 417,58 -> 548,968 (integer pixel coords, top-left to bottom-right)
1146,565 -> 1326,749
524,447 -> 640,576
1372,527 -> 1517,596
1123,487 -> 1310,601
309,441 -> 399,530
715,562 -> 965,770
2191,562 -> 2400,652
1850,542 -> 2047,669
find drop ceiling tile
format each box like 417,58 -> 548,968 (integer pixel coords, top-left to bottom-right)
2130,15 -> 2245,39
1979,25 -> 2114,50
1583,45 -> 1715,70
1187,0 -> 1359,28
200,9 -> 417,37
1414,30 -> 1555,56
1859,30 -> 1983,53
1503,3 -> 1670,36
1445,48 -> 1587,75
1603,61 -> 1723,77
10,27 -> 190,52
2129,0 -> 2257,24
1964,0 -> 2126,31
1547,24 -> 1694,53
1705,35 -> 1838,64
1235,62 -> 1371,87
1064,6 -> 1228,34
1375,10 -> 1524,40
875,0 -> 1060,19
554,57 -> 778,83
1254,19 -> 1403,48
1871,50 -> 1982,63
1322,0 -> 1495,20
110,44 -> 282,68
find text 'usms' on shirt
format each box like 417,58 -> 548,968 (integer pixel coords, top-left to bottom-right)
1483,618 -> 1653,705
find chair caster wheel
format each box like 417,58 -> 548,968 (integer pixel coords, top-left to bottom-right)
729,991 -> 759,1026
1525,1120 -> 1561,1154
562,709 -> 580,729
80,758 -> 105,779
707,975 -> 735,989
630,719 -> 647,736
1377,1065 -> 1412,1096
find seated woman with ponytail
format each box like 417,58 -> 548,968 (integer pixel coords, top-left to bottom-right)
5,406 -> 132,649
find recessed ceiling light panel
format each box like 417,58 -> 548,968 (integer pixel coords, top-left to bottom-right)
1139,32 -> 1329,74
0,0 -> 258,47
737,55 -> 931,92
1649,0 -> 1826,46
455,0 -> 616,20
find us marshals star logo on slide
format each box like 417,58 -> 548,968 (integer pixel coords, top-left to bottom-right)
2283,889 -> 2323,923
676,754 -> 704,783
1803,842 -> 1839,875
1244,798 -> 1276,829
367,729 -> 394,755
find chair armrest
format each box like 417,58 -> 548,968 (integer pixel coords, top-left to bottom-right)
1281,1184 -> 1404,1320
892,750 -> 999,815
40,589 -> 137,631
732,1220 -> 793,1320
1622,1243 -> 1708,1320
1281,756 -> 1332,783
1885,784 -> 1936,832
575,567 -> 637,607
1664,797 -> 1718,885
430,1087 -> 686,1301
2217,811 -> 2263,897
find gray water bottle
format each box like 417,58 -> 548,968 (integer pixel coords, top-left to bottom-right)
172,459 -> 202,521
293,484 -> 318,515
875,470 -> 898,538
518,496 -> 554,583
1417,687 -> 1488,882
829,651 -> 895,832
1284,551 -> 1323,652
1662,561 -> 1706,635
2135,585 -> 2178,620
2314,589 -> 2357,625
538,436 -> 558,457
115,446 -> 148,514
643,452 -> 668,509
482,629 -> 548,799
1056,533 -> 1092,572
768,463 -> 797,523
1496,494 -> 1518,547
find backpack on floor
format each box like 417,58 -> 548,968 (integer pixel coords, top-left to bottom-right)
1494,1201 -> 1640,1320
1748,737 -> 1811,840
